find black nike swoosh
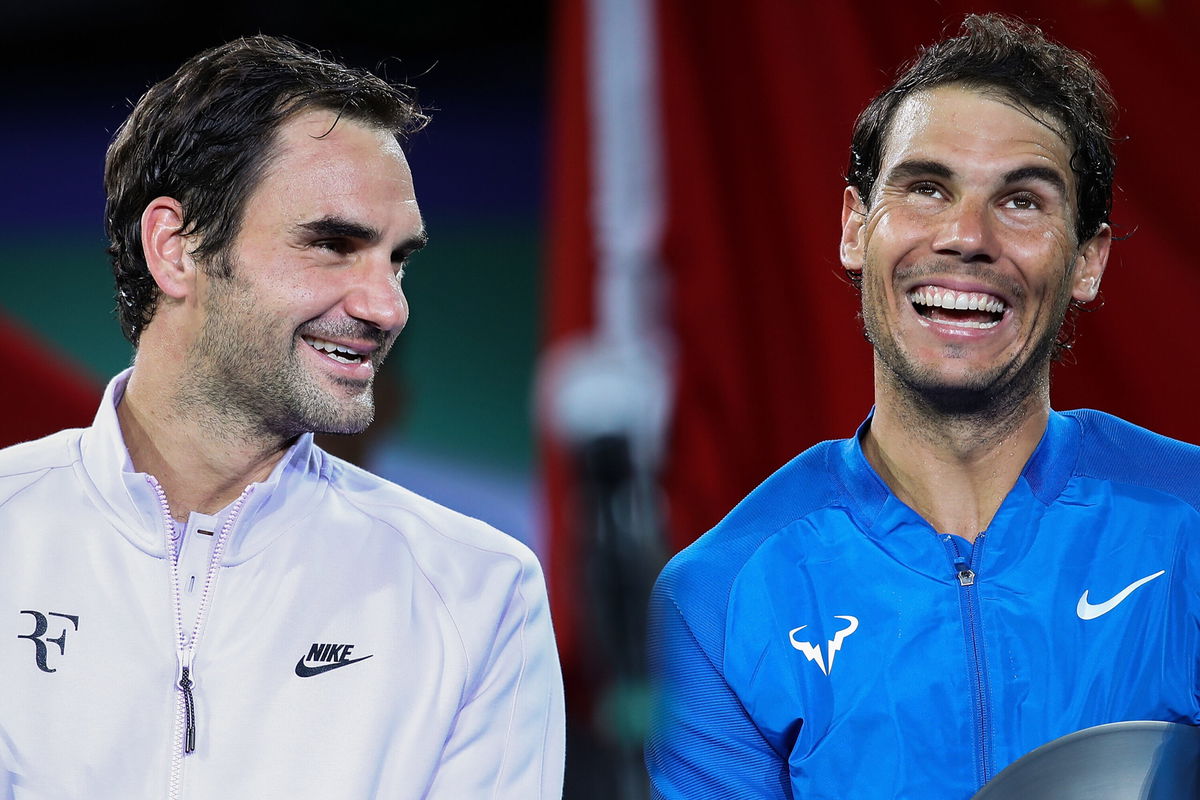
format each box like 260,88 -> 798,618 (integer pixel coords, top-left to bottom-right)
294,654 -> 373,677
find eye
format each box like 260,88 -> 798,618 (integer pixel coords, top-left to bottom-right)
1003,193 -> 1040,211
314,238 -> 353,255
911,182 -> 945,199
393,248 -> 421,276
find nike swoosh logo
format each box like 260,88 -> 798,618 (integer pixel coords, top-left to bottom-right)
1076,570 -> 1165,620
294,654 -> 373,677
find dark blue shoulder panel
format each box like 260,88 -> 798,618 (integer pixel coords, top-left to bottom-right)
1066,409 -> 1200,511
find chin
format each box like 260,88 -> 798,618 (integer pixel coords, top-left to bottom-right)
908,380 -> 1003,416
268,385 -> 377,439
308,401 -> 376,436
895,353 -> 1047,419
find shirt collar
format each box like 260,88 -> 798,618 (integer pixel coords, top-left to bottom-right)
78,368 -> 330,561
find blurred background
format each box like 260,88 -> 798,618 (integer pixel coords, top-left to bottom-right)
3,1 -> 1198,797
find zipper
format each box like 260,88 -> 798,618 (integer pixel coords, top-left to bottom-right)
148,476 -> 253,799
179,660 -> 196,754
942,532 -> 992,789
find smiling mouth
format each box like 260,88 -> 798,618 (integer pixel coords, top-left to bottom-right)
907,286 -> 1007,329
301,335 -> 367,364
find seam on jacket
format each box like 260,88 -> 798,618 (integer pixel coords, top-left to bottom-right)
333,470 -> 535,561
672,594 -> 784,759
0,467 -> 58,510
1068,411 -> 1200,512
490,558 -> 533,798
334,478 -> 536,665
710,504 -> 852,667
1073,471 -> 1200,515
328,464 -> 549,789
330,487 -> 472,708
537,645 -> 554,797
0,430 -> 80,478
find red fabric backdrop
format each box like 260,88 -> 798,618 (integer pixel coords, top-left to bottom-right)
544,0 -> 1200,676
0,315 -> 101,449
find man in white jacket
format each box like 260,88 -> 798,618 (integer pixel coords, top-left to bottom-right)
0,35 -> 564,799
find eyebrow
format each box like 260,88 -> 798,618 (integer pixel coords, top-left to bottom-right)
884,160 -> 1068,197
1001,166 -> 1067,197
296,216 -> 429,261
394,229 -> 429,262
883,159 -> 954,184
298,216 -> 382,244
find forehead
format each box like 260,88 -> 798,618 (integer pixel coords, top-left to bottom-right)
247,109 -> 420,232
881,85 -> 1074,185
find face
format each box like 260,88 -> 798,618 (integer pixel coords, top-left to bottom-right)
840,85 -> 1109,412
185,109 -> 425,438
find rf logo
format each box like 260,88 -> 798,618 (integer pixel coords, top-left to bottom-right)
18,610 -> 80,673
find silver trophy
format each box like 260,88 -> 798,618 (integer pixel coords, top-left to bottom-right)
973,721 -> 1200,799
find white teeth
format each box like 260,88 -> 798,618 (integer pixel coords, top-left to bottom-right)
907,287 -> 1007,315
302,336 -> 364,362
939,318 -> 1001,329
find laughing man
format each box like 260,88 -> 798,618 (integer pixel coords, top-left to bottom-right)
647,14 -> 1200,799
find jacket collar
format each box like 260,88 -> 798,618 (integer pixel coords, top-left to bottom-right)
835,407 -> 1081,537
77,369 -> 332,563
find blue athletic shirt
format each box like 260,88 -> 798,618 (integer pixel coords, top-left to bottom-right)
646,410 -> 1200,799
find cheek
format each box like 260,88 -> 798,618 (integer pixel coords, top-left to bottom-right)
275,272 -> 329,311
863,207 -> 927,265
1010,229 -> 1077,290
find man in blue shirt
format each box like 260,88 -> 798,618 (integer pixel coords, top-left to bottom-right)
646,13 -> 1200,799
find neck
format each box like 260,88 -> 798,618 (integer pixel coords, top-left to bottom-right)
863,364 -> 1050,542
118,358 -> 290,521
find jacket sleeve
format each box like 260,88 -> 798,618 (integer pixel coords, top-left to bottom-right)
646,572 -> 793,799
423,553 -> 565,799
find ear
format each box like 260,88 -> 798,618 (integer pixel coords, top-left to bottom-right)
1071,223 -> 1111,303
840,186 -> 867,274
140,197 -> 195,300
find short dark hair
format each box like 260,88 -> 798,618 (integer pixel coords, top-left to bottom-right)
847,13 -> 1116,246
105,34 -> 428,345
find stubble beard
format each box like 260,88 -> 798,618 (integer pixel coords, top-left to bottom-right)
861,252 -> 1074,433
180,263 -> 386,444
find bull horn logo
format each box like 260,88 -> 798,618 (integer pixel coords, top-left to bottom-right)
788,615 -> 858,675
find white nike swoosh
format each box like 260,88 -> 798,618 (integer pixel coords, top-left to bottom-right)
1076,570 -> 1165,620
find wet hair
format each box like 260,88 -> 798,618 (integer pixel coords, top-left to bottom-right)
847,13 -> 1116,246
104,35 -> 428,345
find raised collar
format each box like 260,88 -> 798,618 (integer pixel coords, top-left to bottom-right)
77,369 -> 332,563
833,408 -> 1082,536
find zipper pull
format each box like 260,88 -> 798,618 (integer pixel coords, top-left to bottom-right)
953,555 -> 976,587
178,657 -> 197,754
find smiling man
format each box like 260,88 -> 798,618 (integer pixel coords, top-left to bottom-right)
0,36 -> 563,798
647,15 -> 1200,799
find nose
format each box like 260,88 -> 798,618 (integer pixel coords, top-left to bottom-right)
343,256 -> 408,334
931,197 -> 999,263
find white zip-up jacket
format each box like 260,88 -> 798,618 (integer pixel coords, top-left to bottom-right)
0,372 -> 565,799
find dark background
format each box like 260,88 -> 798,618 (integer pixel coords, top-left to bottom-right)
1,1 -> 550,477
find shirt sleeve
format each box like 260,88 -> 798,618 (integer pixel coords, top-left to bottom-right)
646,573 -> 793,799
424,553 -> 566,799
